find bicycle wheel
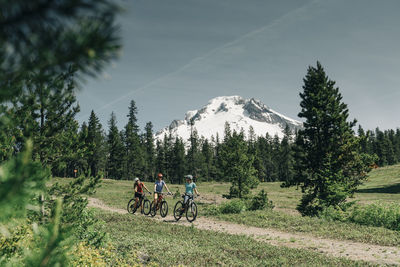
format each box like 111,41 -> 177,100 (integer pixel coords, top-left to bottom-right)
149,201 -> 156,217
173,201 -> 184,221
127,199 -> 137,214
186,201 -> 197,222
143,199 -> 151,215
160,201 -> 168,218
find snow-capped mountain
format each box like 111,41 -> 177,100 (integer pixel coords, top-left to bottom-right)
156,96 -> 302,141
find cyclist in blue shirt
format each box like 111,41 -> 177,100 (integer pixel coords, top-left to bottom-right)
153,173 -> 171,207
183,175 -> 199,206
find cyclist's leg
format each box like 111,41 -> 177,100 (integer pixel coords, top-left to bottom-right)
140,194 -> 145,210
154,192 -> 158,206
157,194 -> 162,210
182,194 -> 189,210
134,193 -> 139,207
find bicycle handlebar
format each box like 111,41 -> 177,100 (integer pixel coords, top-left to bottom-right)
182,193 -> 198,198
154,192 -> 172,196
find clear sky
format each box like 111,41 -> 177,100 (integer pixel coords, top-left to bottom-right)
76,0 -> 400,133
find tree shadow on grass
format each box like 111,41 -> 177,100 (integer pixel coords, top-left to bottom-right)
357,183 -> 400,194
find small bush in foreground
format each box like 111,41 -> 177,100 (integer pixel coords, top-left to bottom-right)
69,242 -> 142,267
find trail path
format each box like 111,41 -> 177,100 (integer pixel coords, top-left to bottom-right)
88,197 -> 400,266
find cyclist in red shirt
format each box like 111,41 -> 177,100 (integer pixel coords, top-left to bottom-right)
134,177 -> 151,210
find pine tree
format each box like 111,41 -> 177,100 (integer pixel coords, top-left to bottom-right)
87,111 -> 106,177
213,133 -> 225,181
288,62 -> 375,216
124,100 -> 144,179
170,137 -> 186,184
375,128 -> 389,166
76,122 -> 89,174
387,129 -> 398,165
106,112 -> 125,179
10,69 -> 80,174
270,135 -> 281,181
358,125 -> 369,154
395,129 -> 400,162
163,133 -> 174,181
201,139 -> 217,181
220,131 -> 259,198
253,136 -> 266,182
155,139 -> 166,178
186,127 -> 202,179
143,122 -> 156,180
278,125 -> 294,183
262,134 -> 276,182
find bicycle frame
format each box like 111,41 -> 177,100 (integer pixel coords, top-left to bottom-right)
136,192 -> 150,209
154,192 -> 167,208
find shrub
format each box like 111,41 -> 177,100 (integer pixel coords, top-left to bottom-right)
248,190 -> 274,211
219,199 -> 247,214
349,202 -> 400,231
69,242 -> 141,267
320,202 -> 400,231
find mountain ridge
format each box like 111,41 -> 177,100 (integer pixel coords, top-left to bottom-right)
156,96 -> 302,141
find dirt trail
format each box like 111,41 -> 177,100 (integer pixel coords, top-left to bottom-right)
88,197 -> 400,266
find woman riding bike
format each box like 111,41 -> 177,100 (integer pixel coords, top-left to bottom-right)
153,173 -> 171,208
174,174 -> 200,222
183,174 -> 199,207
133,177 -> 151,210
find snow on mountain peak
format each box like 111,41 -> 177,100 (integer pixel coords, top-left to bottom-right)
156,96 -> 302,142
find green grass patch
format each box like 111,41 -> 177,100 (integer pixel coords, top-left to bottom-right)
207,209 -> 400,247
93,209 -> 371,267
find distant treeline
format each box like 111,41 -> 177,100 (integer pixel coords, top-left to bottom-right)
358,126 -> 400,167
2,74 -> 397,182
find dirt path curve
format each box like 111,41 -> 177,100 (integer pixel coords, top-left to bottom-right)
88,197 -> 400,266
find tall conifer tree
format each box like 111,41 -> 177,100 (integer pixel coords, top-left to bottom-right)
10,69 -> 80,173
124,100 -> 144,179
87,110 -> 106,177
287,62 -> 374,216
107,112 -> 124,179
143,122 -> 156,180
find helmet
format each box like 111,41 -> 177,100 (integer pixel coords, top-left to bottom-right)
185,175 -> 193,181
134,177 -> 139,182
158,173 -> 163,178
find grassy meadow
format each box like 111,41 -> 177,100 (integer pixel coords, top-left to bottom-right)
93,210 -> 372,267
53,163 -> 400,266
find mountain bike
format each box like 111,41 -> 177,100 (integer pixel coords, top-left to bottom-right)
150,192 -> 171,217
127,192 -> 151,215
173,194 -> 198,222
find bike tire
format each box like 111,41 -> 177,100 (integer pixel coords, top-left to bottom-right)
150,201 -> 156,217
173,201 -> 184,221
160,201 -> 168,218
127,199 -> 137,214
186,201 -> 197,222
143,199 -> 151,215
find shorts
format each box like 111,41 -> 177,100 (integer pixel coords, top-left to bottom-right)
135,192 -> 143,199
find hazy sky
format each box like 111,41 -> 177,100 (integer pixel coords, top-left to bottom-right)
77,0 -> 400,133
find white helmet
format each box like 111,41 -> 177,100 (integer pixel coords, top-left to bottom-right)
134,177 -> 139,182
